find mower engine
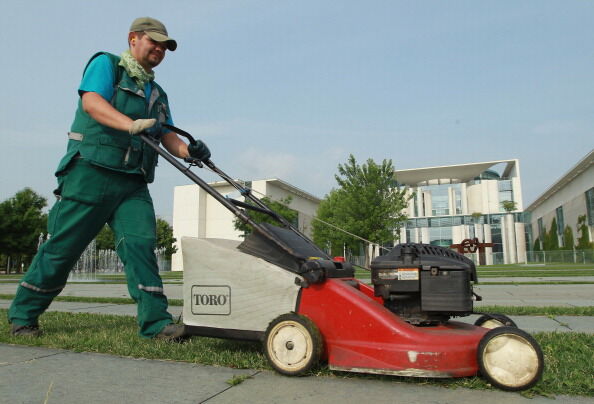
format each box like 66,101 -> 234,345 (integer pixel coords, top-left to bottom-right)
371,243 -> 479,325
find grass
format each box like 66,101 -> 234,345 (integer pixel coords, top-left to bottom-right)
0,310 -> 592,397
0,294 -> 184,307
474,305 -> 594,316
1,293 -> 593,316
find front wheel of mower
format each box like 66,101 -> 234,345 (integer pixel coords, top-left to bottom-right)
474,314 -> 517,329
477,326 -> 544,391
264,313 -> 323,376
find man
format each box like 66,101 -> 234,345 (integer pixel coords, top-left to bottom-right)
8,17 -> 209,340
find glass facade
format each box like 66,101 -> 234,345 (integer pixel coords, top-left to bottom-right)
398,164 -> 523,264
498,180 -> 514,212
429,226 -> 452,247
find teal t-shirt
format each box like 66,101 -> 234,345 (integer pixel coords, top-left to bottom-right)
78,54 -> 174,125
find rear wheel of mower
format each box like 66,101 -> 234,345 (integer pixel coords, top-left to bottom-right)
477,327 -> 544,391
474,314 -> 517,329
264,313 -> 323,376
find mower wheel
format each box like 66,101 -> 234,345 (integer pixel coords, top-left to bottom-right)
477,327 -> 544,391
264,313 -> 323,376
474,314 -> 517,329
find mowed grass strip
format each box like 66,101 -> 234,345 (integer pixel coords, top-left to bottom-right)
0,310 -> 592,397
0,294 -> 184,307
1,294 -> 593,316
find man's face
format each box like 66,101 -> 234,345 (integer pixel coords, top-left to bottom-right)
130,33 -> 167,72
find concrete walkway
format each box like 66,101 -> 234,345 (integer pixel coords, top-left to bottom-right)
1,344 -> 593,404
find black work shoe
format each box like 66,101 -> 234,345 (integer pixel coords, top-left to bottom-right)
10,324 -> 42,337
155,324 -> 188,341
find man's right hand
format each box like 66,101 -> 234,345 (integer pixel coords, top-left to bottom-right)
129,119 -> 157,135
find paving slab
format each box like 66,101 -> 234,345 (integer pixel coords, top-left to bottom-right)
207,370 -> 594,404
0,282 -> 184,299
2,280 -> 593,306
473,284 -> 594,307
1,344 -> 592,404
0,344 -> 254,404
556,316 -> 594,333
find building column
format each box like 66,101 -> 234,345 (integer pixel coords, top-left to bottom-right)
503,213 -> 517,264
483,225 -> 493,265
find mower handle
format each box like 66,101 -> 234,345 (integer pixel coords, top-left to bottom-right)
140,124 -> 324,255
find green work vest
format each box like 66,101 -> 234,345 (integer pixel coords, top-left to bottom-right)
57,52 -> 171,183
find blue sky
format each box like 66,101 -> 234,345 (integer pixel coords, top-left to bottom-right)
1,1 -> 592,222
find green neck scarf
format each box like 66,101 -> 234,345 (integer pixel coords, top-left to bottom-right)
119,50 -> 154,88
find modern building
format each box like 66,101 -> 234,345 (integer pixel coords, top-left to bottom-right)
525,149 -> 594,251
395,159 -> 527,265
171,178 -> 321,271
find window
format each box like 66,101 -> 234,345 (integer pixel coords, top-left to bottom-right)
429,227 -> 452,247
586,188 -> 594,226
498,180 -> 514,212
525,223 -> 533,252
455,189 -> 462,214
428,185 -> 449,216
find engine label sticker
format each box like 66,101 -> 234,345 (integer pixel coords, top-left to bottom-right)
191,285 -> 231,315
398,268 -> 419,281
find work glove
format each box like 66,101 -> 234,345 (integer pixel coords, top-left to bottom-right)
129,118 -> 157,135
188,140 -> 211,162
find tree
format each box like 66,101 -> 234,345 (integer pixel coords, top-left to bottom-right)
156,218 -> 177,258
563,225 -> 574,250
233,196 -> 298,237
501,200 -> 517,213
576,215 -> 593,250
543,218 -> 559,251
0,188 -> 48,271
532,237 -> 541,252
471,212 -> 483,222
312,155 -> 410,266
94,219 -> 177,259
312,189 -> 356,255
95,225 -> 115,250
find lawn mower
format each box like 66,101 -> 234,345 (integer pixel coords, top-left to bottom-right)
140,127 -> 544,392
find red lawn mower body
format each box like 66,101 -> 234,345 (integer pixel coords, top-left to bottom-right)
298,278 -> 488,377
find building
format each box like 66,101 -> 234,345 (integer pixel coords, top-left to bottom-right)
525,149 -> 594,251
171,178 -> 321,271
395,159 -> 527,265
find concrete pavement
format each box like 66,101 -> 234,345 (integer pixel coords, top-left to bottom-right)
2,344 -> 594,404
2,279 -> 594,307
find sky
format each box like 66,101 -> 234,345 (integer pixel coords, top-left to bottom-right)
1,1 -> 592,223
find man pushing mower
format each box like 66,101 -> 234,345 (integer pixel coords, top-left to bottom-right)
8,17 -> 210,340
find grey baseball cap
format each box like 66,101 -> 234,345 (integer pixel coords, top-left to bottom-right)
130,17 -> 177,51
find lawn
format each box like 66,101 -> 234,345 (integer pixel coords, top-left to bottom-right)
0,310 -> 592,397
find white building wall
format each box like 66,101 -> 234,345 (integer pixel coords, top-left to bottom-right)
466,183 -> 484,214
172,179 -> 321,271
460,183 -> 468,215
502,214 -> 517,264
528,163 -> 594,248
172,185 -> 205,271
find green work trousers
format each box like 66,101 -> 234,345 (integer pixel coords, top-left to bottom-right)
8,159 -> 173,338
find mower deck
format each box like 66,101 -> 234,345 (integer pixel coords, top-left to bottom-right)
298,278 -> 488,377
